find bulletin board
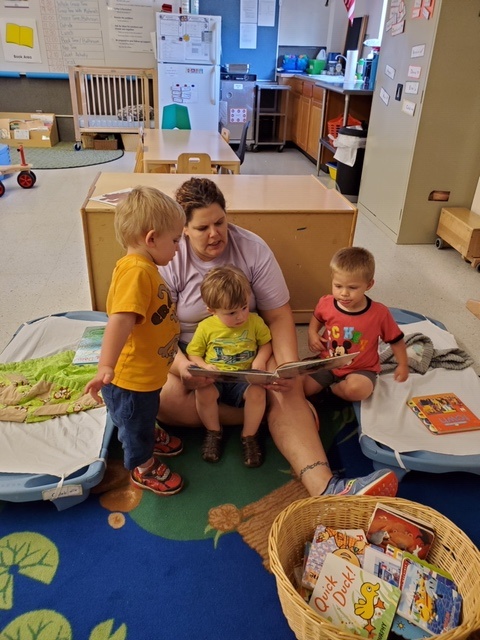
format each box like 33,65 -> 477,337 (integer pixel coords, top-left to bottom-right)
0,0 -> 159,77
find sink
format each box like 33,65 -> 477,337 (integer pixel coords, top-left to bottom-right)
308,74 -> 345,83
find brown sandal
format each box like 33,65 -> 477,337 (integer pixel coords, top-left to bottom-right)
241,434 -> 263,468
202,428 -> 223,463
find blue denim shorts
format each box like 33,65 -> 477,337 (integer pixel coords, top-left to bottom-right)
102,383 -> 161,470
214,381 -> 248,408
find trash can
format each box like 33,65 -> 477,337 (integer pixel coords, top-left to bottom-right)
334,126 -> 368,202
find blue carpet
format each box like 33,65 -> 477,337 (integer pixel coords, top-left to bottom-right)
0,406 -> 479,640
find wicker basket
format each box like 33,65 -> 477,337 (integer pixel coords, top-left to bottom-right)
327,114 -> 362,140
268,496 -> 480,640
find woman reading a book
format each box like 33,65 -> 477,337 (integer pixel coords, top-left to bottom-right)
156,177 -> 398,498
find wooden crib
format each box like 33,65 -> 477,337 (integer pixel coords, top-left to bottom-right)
68,66 -> 158,150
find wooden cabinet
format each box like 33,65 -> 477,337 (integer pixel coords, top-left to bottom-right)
306,85 -> 324,160
279,77 -> 325,162
82,173 -> 357,322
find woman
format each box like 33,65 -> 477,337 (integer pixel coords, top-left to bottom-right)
157,178 -> 398,498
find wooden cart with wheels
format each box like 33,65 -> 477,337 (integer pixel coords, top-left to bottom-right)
435,206 -> 480,272
0,145 -> 36,197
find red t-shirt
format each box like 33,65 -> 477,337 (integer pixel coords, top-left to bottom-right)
313,295 -> 404,375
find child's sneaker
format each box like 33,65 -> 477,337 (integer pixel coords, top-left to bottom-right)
131,461 -> 183,496
323,469 -> 398,497
153,421 -> 183,457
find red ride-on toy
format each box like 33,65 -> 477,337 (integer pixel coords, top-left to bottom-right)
0,145 -> 37,197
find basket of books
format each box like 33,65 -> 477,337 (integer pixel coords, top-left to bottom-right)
268,495 -> 480,640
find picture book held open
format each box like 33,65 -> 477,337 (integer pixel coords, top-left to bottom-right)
407,392 -> 480,434
188,352 -> 359,385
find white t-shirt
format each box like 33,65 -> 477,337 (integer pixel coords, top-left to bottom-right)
159,224 -> 290,343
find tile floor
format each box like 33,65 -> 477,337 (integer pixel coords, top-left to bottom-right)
1,145 -> 479,372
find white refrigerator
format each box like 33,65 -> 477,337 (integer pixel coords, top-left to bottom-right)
156,12 -> 222,130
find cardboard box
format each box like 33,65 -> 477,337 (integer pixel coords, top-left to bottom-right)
93,135 -> 118,150
93,139 -> 118,150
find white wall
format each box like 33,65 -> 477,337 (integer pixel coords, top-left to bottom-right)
279,0 -> 386,57
278,0 -> 330,46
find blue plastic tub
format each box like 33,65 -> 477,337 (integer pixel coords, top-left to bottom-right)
0,144 -> 11,180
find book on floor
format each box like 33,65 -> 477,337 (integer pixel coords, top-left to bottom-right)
188,352 -> 359,385
407,392 -> 480,434
302,524 -> 367,590
72,326 -> 105,365
365,503 -> 435,561
309,552 -> 402,639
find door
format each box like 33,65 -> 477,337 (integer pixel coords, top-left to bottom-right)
158,63 -> 220,130
357,4 -> 439,237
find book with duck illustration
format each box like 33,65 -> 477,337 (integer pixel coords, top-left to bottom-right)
309,552 -> 402,639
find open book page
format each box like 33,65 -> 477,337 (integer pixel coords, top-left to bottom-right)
89,188 -> 132,206
188,352 -> 359,385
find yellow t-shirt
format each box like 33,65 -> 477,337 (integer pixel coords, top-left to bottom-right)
107,254 -> 179,392
187,313 -> 271,371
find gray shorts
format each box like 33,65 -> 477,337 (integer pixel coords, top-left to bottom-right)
310,369 -> 377,389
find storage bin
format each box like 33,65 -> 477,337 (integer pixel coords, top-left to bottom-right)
93,135 -> 118,150
326,162 -> 337,180
0,144 -> 11,180
269,495 -> 480,640
307,59 -> 326,75
327,113 -> 362,141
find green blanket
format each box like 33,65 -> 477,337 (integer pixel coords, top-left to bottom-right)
0,351 -> 102,423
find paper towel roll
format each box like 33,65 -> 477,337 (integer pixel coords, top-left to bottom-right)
345,50 -> 358,83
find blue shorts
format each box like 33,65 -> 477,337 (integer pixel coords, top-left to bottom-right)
102,383 -> 161,470
214,381 -> 248,408
310,369 -> 378,389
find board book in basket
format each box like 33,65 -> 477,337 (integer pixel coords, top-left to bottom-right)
366,503 -> 435,560
302,524 -> 367,590
72,326 -> 105,365
407,392 -> 480,434
188,352 -> 359,385
362,544 -> 402,587
396,552 -> 462,635
309,552 -> 402,639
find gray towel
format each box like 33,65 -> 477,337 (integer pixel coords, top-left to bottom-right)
379,332 -> 473,374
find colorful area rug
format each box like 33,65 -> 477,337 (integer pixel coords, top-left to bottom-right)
1,401 -> 479,640
14,142 -> 124,170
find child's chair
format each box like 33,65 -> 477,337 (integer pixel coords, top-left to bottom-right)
176,153 -> 215,174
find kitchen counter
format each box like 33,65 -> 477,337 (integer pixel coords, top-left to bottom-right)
278,73 -> 373,172
277,72 -> 374,95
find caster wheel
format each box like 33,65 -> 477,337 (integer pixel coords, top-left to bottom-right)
476,264 -> 480,273
435,237 -> 445,249
277,145 -> 284,152
0,181 -> 5,197
74,143 -> 82,151
17,171 -> 35,189
252,145 -> 258,152
29,171 -> 37,185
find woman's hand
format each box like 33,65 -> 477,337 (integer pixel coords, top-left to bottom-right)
265,377 -> 295,393
179,359 -> 215,390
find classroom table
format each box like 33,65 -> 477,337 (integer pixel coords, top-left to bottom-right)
81,173 -> 357,322
138,129 -> 241,174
